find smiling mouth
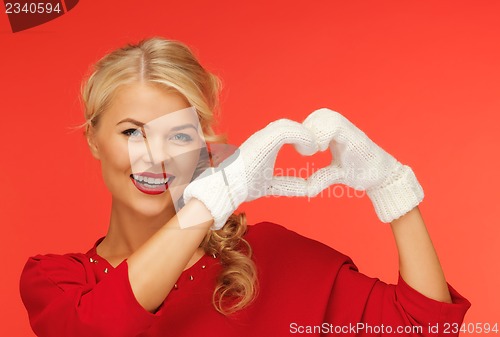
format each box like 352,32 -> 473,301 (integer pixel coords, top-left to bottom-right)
130,172 -> 175,195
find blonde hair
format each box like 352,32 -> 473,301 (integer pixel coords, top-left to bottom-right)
78,37 -> 258,315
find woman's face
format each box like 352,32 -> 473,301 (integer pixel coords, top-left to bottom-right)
87,82 -> 206,218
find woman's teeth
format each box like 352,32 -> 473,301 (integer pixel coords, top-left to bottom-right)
132,174 -> 172,185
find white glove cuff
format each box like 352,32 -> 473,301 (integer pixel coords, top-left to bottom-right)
183,153 -> 248,230
366,164 -> 424,223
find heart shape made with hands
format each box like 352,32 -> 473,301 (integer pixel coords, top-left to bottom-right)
268,107 -> 402,198
184,107 -> 424,228
266,108 -> 424,223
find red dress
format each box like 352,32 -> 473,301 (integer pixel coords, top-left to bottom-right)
20,222 -> 471,337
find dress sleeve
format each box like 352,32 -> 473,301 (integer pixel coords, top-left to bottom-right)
324,261 -> 471,336
19,254 -> 162,337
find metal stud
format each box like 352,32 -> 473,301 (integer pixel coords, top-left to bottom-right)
104,268 -> 108,274
171,263 -> 209,291
89,257 -> 94,263
212,253 -> 217,259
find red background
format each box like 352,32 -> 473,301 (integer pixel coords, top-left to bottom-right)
1,1 -> 499,335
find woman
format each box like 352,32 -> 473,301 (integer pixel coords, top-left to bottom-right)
20,37 -> 470,337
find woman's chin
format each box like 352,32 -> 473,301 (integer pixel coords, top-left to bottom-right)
132,203 -> 177,220
120,193 -> 177,219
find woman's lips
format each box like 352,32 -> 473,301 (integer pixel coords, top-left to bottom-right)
130,173 -> 175,195
134,172 -> 172,179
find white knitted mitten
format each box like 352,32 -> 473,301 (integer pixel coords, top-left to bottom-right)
303,108 -> 424,223
183,119 -> 318,229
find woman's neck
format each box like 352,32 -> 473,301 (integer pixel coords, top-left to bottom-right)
96,198 -> 206,270
97,198 -> 177,260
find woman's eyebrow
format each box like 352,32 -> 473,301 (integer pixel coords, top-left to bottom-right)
117,119 -> 197,132
170,123 -> 197,132
116,118 -> 145,127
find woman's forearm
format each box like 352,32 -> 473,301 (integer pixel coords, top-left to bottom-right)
390,206 -> 452,303
126,199 -> 214,312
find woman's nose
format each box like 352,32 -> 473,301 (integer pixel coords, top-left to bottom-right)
143,136 -> 172,165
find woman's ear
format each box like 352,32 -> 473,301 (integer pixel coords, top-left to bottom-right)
86,126 -> 101,160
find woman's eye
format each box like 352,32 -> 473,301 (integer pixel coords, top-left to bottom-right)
122,128 -> 144,138
170,133 -> 193,143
